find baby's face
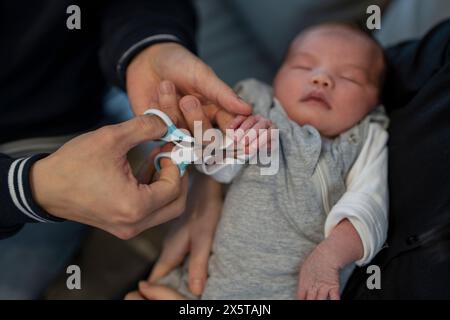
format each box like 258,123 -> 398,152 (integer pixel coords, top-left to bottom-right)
273,25 -> 384,137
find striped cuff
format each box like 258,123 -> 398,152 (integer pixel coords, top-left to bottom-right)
7,154 -> 63,223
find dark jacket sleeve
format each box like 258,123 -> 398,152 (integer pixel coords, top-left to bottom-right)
0,153 -> 63,239
99,0 -> 197,90
382,19 -> 450,111
343,19 -> 450,299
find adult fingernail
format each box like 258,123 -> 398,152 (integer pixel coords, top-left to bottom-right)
236,95 -> 251,110
160,81 -> 174,95
180,97 -> 199,112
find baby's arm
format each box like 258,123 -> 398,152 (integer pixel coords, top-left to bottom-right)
298,218 -> 363,300
298,122 -> 388,300
324,122 -> 389,265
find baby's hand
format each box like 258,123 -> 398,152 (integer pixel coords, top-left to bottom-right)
297,242 -> 341,300
204,103 -> 275,157
228,114 -> 274,156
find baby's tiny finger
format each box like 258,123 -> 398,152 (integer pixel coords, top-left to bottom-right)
232,115 -> 257,143
239,115 -> 258,132
242,118 -> 271,146
306,287 -> 318,300
252,118 -> 272,131
317,287 -> 330,300
329,288 -> 340,300
228,115 -> 247,129
297,287 -> 307,300
242,128 -> 259,147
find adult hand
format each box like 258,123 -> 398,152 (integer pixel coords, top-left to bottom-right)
30,114 -> 188,240
126,42 -> 252,119
124,172 -> 223,300
125,95 -> 225,300
148,173 -> 223,294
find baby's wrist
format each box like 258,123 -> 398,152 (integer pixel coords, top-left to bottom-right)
315,239 -> 346,270
320,234 -> 363,269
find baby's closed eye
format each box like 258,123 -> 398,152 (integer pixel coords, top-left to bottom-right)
289,53 -> 316,71
293,64 -> 313,71
339,69 -> 368,85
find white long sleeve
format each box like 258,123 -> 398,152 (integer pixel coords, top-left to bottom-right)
195,161 -> 245,184
195,148 -> 253,184
324,122 -> 389,266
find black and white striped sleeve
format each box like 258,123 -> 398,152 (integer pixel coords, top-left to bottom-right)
0,153 -> 63,239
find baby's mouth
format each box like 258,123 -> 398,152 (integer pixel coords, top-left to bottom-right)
300,92 -> 331,110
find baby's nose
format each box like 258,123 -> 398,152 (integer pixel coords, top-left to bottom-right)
311,73 -> 332,88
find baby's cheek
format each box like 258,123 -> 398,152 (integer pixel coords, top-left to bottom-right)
337,101 -> 370,129
275,81 -> 300,111
274,70 -> 302,97
278,97 -> 303,125
273,77 -> 288,101
325,96 -> 362,134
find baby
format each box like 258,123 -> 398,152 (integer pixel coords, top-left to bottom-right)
153,23 -> 388,300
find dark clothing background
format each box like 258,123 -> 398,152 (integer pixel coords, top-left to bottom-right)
0,0 -> 196,143
0,0 -> 196,238
343,19 -> 450,299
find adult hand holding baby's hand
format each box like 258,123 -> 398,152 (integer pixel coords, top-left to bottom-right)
229,114 -> 274,156
126,42 -> 252,117
30,115 -> 188,240
205,108 -> 275,158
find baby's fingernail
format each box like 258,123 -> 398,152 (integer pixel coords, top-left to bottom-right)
160,81 -> 174,95
139,281 -> 150,289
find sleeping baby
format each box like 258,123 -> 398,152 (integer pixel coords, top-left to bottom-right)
148,23 -> 389,300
